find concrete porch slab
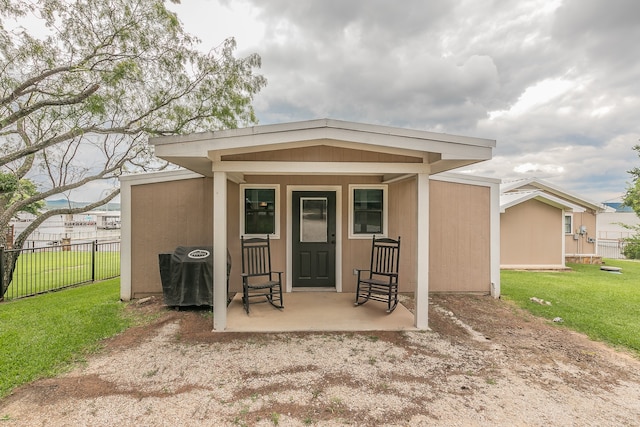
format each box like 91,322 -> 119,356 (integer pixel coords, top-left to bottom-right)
225,292 -> 416,332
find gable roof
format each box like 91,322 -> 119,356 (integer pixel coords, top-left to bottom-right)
500,177 -> 606,212
500,190 -> 586,213
150,118 -> 495,177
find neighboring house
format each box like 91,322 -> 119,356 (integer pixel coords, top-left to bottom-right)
500,178 -> 608,269
119,119 -> 500,331
598,203 -> 639,240
597,203 -> 639,259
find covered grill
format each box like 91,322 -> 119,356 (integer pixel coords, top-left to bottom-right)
158,246 -> 230,307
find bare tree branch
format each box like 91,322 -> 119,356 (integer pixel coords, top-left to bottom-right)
0,0 -> 265,256
0,83 -> 100,130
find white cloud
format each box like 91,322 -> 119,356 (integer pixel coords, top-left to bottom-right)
513,163 -> 565,175
152,1 -> 640,203
489,78 -> 576,119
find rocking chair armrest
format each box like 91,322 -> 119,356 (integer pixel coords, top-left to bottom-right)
355,269 -> 370,279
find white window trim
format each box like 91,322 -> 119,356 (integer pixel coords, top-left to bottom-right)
240,184 -> 280,239
348,184 -> 388,239
564,214 -> 573,234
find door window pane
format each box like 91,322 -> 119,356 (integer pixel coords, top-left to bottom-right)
301,198 -> 327,242
244,188 -> 276,234
353,188 -> 383,234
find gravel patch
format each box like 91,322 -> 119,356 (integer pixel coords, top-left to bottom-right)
1,294 -> 640,426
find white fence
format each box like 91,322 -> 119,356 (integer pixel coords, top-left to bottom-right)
597,239 -> 627,259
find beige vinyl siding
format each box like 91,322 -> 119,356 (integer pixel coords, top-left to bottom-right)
501,199 -> 562,266
387,178 -> 417,292
131,177 -> 215,298
244,175 -> 381,293
129,174 -> 493,297
429,180 -> 491,292
564,210 -> 598,255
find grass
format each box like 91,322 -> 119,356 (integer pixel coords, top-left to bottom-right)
0,279 -> 135,398
2,258 -> 639,400
4,250 -> 120,299
501,259 -> 640,356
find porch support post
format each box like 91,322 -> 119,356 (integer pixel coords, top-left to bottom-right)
415,172 -> 429,329
119,179 -> 132,301
213,171 -> 227,331
490,181 -> 501,298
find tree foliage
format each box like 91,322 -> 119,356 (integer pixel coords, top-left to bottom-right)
622,233 -> 640,260
0,0 -> 265,295
622,145 -> 640,259
623,146 -> 640,217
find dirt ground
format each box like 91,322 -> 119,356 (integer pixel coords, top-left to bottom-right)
2,294 -> 640,426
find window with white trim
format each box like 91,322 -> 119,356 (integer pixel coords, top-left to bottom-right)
564,214 -> 573,234
240,184 -> 280,238
349,184 -> 388,238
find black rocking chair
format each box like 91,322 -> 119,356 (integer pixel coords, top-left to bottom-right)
354,235 -> 401,313
240,235 -> 284,314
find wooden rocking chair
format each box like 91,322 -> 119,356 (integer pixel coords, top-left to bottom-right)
354,236 -> 401,313
240,235 -> 284,314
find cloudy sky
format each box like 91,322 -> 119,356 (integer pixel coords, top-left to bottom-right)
167,0 -> 639,204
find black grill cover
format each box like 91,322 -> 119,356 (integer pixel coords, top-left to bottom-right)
162,246 -> 213,307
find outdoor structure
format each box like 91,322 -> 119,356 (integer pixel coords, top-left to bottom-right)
500,178 -> 608,269
9,211 -> 121,249
597,203 -> 639,259
120,119 -> 499,331
598,203 -> 639,241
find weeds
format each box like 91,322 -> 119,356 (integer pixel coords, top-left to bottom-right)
327,397 -> 345,414
270,412 -> 280,425
143,368 -> 159,378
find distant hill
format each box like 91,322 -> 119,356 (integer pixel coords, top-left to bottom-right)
45,199 -> 121,211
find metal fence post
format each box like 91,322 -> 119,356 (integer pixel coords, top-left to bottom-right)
91,240 -> 97,282
0,245 -> 5,300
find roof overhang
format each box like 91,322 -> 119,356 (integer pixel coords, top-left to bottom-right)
501,177 -> 606,212
150,119 -> 495,177
500,190 -> 586,213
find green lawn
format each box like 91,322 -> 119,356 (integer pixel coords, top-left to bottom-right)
0,279 -> 133,398
501,259 -> 640,355
4,250 -> 120,300
2,261 -> 639,399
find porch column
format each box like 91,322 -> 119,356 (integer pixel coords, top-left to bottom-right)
490,182 -> 501,298
119,178 -> 132,301
415,172 -> 429,329
213,171 -> 227,331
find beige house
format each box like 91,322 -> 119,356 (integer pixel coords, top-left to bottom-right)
120,119 -> 500,331
500,178 -> 607,269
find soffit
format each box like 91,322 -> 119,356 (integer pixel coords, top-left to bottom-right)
150,119 -> 495,177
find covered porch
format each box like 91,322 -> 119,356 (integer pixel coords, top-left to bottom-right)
225,292 -> 416,332
139,119 -> 495,331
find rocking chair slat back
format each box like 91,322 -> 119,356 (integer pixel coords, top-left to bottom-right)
242,238 -> 272,277
370,237 -> 400,276
240,235 -> 284,314
355,235 -> 401,313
